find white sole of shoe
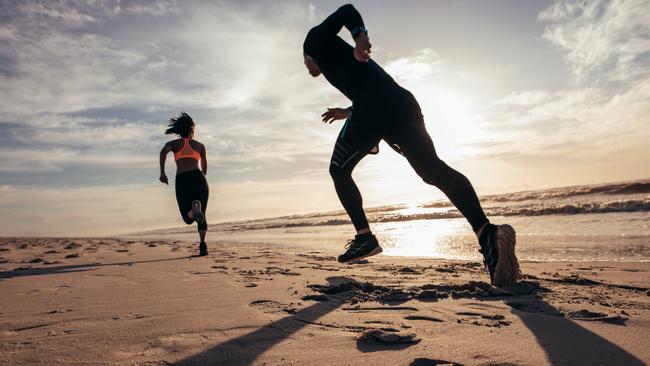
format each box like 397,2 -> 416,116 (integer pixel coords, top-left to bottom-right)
494,224 -> 521,286
191,200 -> 204,224
339,246 -> 383,263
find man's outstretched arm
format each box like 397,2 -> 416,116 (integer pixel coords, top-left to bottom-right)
304,4 -> 370,60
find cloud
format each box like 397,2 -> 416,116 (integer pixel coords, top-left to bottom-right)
0,1 -> 339,188
491,90 -> 551,107
539,0 -> 650,82
384,48 -> 444,83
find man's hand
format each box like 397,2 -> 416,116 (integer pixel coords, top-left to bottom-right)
321,108 -> 351,123
159,173 -> 169,185
354,32 -> 371,62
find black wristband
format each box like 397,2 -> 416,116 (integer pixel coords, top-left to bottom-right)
351,26 -> 367,39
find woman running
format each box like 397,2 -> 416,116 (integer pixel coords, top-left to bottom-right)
159,112 -> 210,256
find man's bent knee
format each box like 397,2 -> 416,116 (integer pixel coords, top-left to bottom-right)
329,162 -> 350,181
414,159 -> 448,187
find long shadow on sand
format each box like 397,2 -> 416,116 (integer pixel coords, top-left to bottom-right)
0,256 -> 194,280
173,275 -> 646,365
173,276 -> 399,365
504,293 -> 645,365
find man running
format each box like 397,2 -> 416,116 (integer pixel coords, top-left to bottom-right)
303,4 -> 520,286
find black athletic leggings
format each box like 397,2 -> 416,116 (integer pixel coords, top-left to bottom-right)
329,93 -> 488,233
175,169 -> 209,231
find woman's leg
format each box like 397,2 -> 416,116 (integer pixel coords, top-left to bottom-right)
194,171 -> 209,254
175,173 -> 195,225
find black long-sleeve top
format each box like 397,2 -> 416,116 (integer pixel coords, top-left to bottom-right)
303,4 -> 400,105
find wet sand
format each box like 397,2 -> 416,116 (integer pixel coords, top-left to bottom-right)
1,237 -> 649,365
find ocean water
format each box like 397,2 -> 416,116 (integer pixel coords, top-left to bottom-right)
151,180 -> 650,262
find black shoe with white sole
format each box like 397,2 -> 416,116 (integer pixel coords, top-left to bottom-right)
199,241 -> 208,256
191,200 -> 204,225
479,223 -> 521,287
337,234 -> 382,263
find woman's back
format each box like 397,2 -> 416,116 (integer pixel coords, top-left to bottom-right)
170,138 -> 204,174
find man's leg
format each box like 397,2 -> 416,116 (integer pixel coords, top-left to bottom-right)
329,135 -> 370,233
397,123 -> 520,286
329,134 -> 383,262
398,124 -> 488,234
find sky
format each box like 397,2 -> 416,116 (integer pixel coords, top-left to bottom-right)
0,0 -> 649,236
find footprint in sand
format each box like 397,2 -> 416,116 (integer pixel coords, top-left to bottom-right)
404,315 -> 445,323
249,300 -> 297,315
455,311 -> 511,327
44,309 -> 73,314
565,309 -> 628,324
410,358 -> 464,366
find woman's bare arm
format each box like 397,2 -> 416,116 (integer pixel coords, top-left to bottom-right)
200,144 -> 208,175
159,142 -> 172,184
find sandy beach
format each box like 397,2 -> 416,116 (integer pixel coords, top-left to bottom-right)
1,236 -> 648,365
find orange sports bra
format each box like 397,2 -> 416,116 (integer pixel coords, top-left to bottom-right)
174,138 -> 201,161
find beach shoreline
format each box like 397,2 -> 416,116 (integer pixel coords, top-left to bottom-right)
1,236 -> 649,365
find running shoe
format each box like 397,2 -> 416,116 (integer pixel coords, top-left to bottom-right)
479,223 -> 521,286
191,200 -> 204,224
199,241 -> 208,256
337,234 -> 382,263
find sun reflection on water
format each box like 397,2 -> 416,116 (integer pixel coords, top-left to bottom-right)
374,219 -> 480,260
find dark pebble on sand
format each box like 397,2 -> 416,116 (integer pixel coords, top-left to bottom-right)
415,289 -> 449,300
435,266 -> 456,273
29,258 -> 44,263
64,242 -> 81,250
64,253 -> 80,259
359,329 -> 420,344
381,291 -> 412,302
0,248 -> 10,252
398,267 -> 420,274
451,290 -> 474,298
281,306 -> 297,314
302,294 -> 329,301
